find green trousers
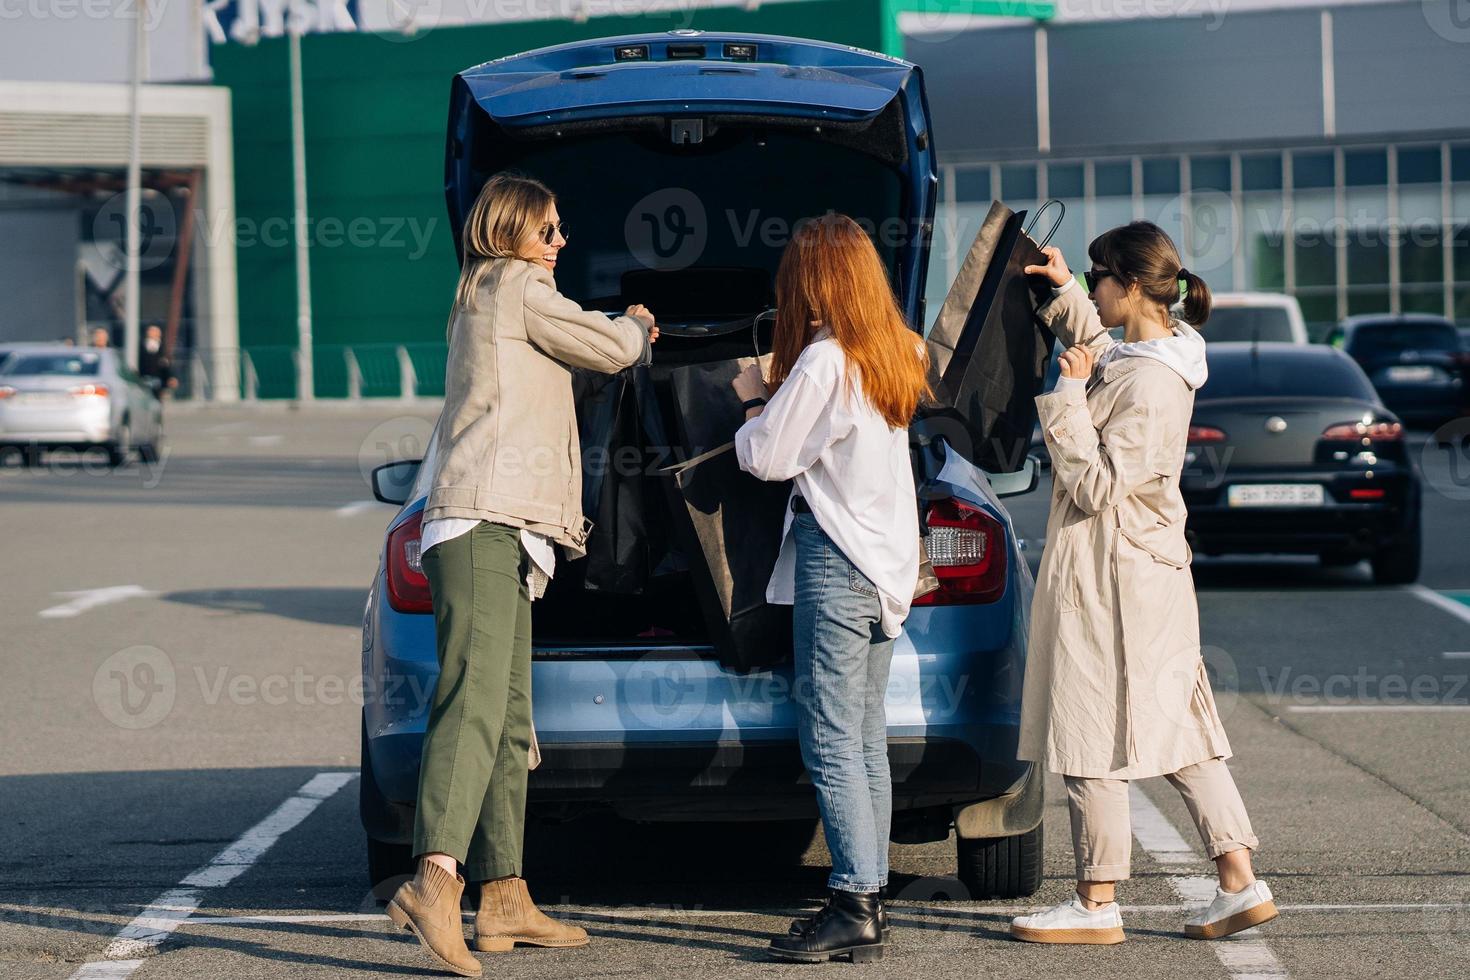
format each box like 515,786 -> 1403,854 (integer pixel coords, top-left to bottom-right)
413,520 -> 532,881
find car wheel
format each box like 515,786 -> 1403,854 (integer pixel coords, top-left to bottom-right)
955,823 -> 1043,900
1371,517 -> 1422,586
361,718 -> 415,899
107,421 -> 132,468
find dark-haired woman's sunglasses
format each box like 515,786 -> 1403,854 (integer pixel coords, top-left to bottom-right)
541,221 -> 569,245
1083,269 -> 1116,293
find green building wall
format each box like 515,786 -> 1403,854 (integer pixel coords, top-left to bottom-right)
211,1 -> 887,398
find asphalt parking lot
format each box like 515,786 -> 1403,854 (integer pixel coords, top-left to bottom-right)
3,402 -> 1469,980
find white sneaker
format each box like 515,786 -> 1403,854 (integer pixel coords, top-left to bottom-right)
1011,894 -> 1125,945
1185,880 -> 1279,940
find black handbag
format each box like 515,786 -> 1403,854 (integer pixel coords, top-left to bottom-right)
573,365 -> 682,594
659,356 -> 793,673
924,199 -> 1058,473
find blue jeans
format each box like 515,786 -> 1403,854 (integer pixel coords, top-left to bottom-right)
791,511 -> 896,895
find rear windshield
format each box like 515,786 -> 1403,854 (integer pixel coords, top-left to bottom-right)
1199,352 -> 1377,400
1203,307 -> 1296,343
1348,322 -> 1458,355
0,352 -> 102,376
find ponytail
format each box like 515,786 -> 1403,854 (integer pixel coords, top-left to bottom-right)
1179,267 -> 1212,327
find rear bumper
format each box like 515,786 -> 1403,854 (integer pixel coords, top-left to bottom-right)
0,402 -> 110,443
363,729 -> 1028,841
1183,469 -> 1418,555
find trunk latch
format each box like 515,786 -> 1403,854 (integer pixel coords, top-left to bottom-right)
670,119 -> 704,145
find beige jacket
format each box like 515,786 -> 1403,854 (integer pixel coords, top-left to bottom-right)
1017,284 -> 1232,779
423,257 -> 651,560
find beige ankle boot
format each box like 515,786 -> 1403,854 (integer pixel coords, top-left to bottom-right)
473,876 -> 589,952
386,859 -> 482,976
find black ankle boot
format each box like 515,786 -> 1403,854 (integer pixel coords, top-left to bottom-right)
770,889 -> 884,963
787,888 -> 891,941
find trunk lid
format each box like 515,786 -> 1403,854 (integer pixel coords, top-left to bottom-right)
445,31 -> 937,328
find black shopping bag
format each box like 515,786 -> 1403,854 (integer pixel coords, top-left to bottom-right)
573,365 -> 682,595
925,200 -> 1055,473
660,356 -> 792,673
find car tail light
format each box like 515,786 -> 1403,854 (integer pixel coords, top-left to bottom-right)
1188,425 -> 1227,443
0,386 -> 15,400
1322,420 -> 1402,441
913,497 -> 1007,606
385,512 -> 433,613
1349,488 -> 1386,500
69,383 -> 109,397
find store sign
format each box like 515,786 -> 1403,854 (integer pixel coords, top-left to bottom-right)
202,0 -> 360,44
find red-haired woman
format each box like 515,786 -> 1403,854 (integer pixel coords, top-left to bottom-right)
733,213 -> 929,964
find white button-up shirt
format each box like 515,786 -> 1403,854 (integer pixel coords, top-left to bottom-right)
733,328 -> 919,638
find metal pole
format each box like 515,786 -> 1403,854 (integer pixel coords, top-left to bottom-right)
123,0 -> 147,371
289,30 -> 314,400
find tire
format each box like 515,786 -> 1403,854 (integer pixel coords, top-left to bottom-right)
366,835 -> 415,901
107,421 -> 132,468
955,823 -> 1044,900
1371,516 -> 1422,585
361,717 -> 415,899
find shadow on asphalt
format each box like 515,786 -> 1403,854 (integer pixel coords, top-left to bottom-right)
162,587 -> 367,628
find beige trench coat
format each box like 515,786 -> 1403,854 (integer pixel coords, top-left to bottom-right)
1017,284 -> 1232,779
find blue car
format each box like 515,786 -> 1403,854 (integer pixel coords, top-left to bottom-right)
360,31 -> 1045,900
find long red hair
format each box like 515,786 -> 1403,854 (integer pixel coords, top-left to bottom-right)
770,213 -> 930,428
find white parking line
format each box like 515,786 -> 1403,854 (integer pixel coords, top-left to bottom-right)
1405,585 -> 1470,626
68,772 -> 356,978
174,899 -> 1464,929
1287,705 -> 1470,713
40,585 -> 156,619
335,500 -> 382,516
1129,785 -> 1288,979
1442,652 -> 1470,660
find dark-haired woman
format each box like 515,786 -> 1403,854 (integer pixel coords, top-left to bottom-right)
1011,221 -> 1277,945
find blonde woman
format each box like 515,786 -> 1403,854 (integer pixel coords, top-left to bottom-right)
1011,221 -> 1275,945
733,214 -> 929,963
386,173 -> 657,976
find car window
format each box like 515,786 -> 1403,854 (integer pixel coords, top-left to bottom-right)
1203,307 -> 1295,343
0,351 -> 102,377
1199,352 -> 1377,401
1347,322 -> 1458,355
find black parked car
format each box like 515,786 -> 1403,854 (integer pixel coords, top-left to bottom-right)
1325,315 -> 1467,428
1181,343 -> 1421,584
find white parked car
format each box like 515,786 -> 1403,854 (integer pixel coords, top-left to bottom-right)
1205,292 -> 1310,344
0,345 -> 163,466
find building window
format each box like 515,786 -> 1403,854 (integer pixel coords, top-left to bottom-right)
1190,156 -> 1230,192
1001,164 -> 1038,212
1293,151 -> 1334,190
955,167 -> 992,203
1241,154 -> 1282,192
1048,163 -> 1084,199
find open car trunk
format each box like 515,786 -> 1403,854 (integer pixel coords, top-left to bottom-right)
441,35 -> 1049,660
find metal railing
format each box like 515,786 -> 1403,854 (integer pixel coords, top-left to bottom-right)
167,344 -> 448,401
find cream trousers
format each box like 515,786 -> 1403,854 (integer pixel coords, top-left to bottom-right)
1064,757 -> 1259,881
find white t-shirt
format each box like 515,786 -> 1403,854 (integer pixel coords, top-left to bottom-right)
733,328 -> 920,638
419,518 -> 555,600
